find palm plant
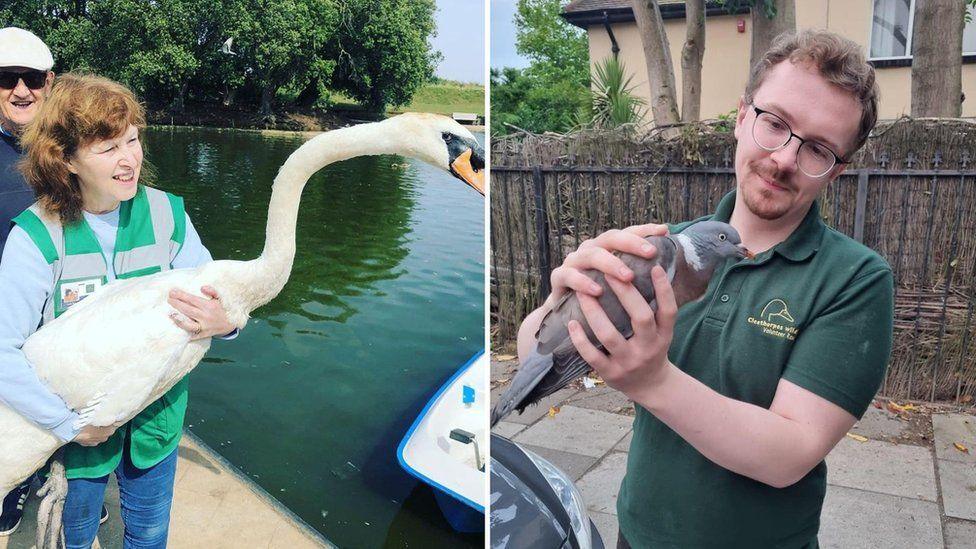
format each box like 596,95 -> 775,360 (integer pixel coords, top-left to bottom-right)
587,55 -> 646,129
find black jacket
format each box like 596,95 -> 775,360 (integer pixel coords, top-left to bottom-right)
0,131 -> 35,250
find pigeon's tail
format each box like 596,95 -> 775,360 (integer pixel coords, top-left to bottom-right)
491,348 -> 554,427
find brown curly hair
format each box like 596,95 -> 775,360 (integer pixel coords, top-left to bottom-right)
18,73 -> 148,223
744,30 -> 879,157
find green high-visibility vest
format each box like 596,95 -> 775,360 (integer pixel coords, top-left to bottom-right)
14,185 -> 190,478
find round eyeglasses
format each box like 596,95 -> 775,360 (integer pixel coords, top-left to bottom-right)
750,105 -> 848,178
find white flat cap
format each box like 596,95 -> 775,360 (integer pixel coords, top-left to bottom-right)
0,28 -> 54,71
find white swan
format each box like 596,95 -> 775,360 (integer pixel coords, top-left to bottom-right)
0,113 -> 485,509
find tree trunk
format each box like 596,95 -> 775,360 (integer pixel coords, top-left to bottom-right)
681,0 -> 705,122
295,79 -> 321,108
750,0 -> 795,66
260,85 -> 275,116
911,0 -> 965,117
222,85 -> 237,107
631,0 -> 680,127
171,81 -> 188,114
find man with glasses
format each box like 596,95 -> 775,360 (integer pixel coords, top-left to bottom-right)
516,30 -> 893,547
0,26 -> 109,537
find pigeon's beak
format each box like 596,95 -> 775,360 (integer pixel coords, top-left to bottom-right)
450,147 -> 485,195
737,244 -> 755,259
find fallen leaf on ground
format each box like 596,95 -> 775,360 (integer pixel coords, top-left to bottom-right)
961,395 -> 973,404
548,406 -> 561,418
887,401 -> 910,414
846,433 -> 868,442
495,354 -> 516,361
954,443 -> 969,454
872,400 -> 882,409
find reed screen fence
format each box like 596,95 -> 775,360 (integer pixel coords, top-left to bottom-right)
491,122 -> 976,404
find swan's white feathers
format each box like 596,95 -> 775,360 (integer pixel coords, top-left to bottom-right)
0,112 -> 466,506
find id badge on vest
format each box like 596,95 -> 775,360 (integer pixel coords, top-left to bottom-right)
54,276 -> 107,317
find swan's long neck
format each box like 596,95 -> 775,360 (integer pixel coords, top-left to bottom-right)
236,121 -> 406,313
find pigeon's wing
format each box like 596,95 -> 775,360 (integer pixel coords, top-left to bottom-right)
523,349 -> 594,405
535,290 -> 579,355
593,235 -> 675,340
536,235 -> 677,353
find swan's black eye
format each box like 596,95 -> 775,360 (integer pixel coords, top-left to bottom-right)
718,233 -> 727,241
442,132 -> 452,142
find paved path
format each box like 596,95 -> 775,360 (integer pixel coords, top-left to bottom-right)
1,432 -> 331,549
491,358 -> 976,548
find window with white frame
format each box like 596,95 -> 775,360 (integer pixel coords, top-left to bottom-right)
870,0 -> 976,60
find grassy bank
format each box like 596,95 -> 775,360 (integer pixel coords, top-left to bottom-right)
397,81 -> 484,116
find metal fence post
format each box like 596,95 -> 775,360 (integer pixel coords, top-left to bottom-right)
533,167 -> 552,300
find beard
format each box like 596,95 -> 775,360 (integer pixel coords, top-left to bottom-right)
741,160 -> 794,220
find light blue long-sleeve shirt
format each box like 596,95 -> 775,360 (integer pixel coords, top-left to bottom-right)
0,207 -> 222,442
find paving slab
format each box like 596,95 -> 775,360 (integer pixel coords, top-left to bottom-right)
513,406 -> 633,458
938,459 -> 976,521
588,510 -> 619,549
491,421 -> 527,439
565,386 -> 616,402
945,519 -> 976,549
0,433 -> 329,549
492,387 -> 580,426
819,485 -> 943,548
519,444 -> 600,481
613,431 -> 633,453
850,406 -> 910,439
933,413 -> 976,464
575,452 -> 628,516
491,358 -> 517,381
564,388 -> 633,415
825,437 -> 937,501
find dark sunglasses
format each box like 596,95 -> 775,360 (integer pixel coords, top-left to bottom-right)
0,70 -> 48,90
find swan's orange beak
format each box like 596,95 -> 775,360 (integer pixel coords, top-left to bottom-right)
450,149 -> 485,196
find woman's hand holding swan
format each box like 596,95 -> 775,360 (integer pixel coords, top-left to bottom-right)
167,286 -> 236,340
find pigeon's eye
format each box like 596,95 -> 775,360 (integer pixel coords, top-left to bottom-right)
442,132 -> 452,142
718,233 -> 727,241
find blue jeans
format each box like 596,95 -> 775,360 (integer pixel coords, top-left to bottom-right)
62,447 -> 178,549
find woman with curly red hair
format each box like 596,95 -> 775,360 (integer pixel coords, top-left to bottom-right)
0,72 -> 237,548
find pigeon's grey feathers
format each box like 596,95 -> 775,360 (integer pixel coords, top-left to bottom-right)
491,221 -> 749,426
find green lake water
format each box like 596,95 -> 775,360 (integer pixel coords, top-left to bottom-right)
144,127 -> 485,548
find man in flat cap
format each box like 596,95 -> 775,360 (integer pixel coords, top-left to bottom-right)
0,26 -> 54,537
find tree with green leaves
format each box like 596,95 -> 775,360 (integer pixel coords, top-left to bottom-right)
490,66 -> 589,135
514,0 -> 589,87
330,0 -> 439,111
490,0 -> 591,135
2,0 -> 438,116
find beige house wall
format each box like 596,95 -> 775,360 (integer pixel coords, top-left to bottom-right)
584,1 -> 976,121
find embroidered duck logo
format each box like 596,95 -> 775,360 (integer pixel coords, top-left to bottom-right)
760,299 -> 795,324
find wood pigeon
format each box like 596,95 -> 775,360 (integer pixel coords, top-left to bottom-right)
491,221 -> 752,426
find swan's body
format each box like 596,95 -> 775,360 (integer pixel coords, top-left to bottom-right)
0,113 -> 484,503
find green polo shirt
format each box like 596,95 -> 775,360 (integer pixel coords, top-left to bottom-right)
617,190 -> 894,548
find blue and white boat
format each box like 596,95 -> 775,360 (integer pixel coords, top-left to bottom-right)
397,351 -> 487,532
